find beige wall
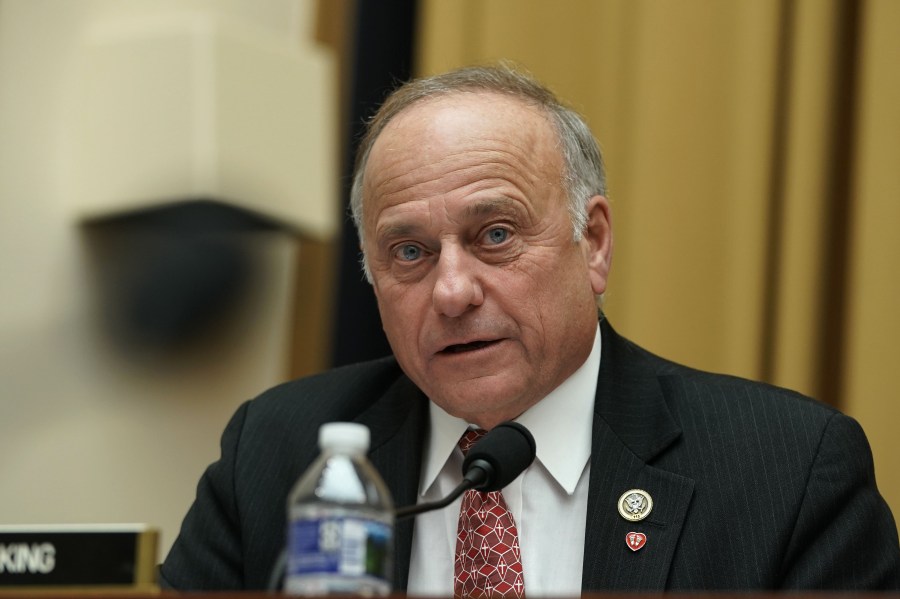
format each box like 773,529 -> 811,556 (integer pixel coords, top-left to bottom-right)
0,0 -> 334,558
842,0 -> 900,515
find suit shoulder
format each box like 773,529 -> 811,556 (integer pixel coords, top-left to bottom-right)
651,357 -> 847,469
616,330 -> 837,425
660,362 -> 837,422
222,356 -> 413,493
239,356 -> 407,429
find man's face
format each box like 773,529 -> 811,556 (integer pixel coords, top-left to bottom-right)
362,92 -> 612,429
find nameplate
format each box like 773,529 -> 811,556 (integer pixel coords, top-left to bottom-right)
0,524 -> 158,590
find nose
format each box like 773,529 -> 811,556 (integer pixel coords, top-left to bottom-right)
432,246 -> 484,317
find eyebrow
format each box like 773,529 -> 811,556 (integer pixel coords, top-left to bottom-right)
463,197 -> 523,219
376,222 -> 420,240
374,197 -> 526,242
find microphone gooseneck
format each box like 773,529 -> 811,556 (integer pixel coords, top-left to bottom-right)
394,421 -> 536,520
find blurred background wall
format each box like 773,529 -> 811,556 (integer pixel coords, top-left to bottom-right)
1,0 -> 897,562
0,0 -> 337,557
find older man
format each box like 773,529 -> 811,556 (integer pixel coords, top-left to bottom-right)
160,65 -> 900,592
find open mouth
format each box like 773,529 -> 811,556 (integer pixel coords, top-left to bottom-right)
440,339 -> 500,354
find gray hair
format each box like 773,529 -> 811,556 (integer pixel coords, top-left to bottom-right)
350,64 -> 606,281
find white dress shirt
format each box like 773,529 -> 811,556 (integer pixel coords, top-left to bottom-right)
407,324 -> 601,597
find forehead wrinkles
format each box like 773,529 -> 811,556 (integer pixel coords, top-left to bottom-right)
369,146 -> 550,209
363,101 -> 563,223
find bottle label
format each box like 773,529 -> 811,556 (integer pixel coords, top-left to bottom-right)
287,515 -> 391,580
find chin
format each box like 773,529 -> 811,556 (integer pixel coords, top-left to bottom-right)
431,379 -> 531,423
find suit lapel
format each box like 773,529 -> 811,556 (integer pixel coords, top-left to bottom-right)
582,320 -> 695,591
357,374 -> 428,592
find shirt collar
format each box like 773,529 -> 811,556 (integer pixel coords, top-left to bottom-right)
420,323 -> 601,496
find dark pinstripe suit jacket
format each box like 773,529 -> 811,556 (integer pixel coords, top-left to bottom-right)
160,320 -> 900,590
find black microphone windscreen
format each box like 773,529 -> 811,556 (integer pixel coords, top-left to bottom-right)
463,422 -> 536,492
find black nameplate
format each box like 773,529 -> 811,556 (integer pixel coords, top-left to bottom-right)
0,527 -> 157,589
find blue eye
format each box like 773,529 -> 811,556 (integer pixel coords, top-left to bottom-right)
486,227 -> 509,244
397,244 -> 421,261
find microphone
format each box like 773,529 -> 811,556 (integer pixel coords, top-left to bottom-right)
395,421 -> 536,520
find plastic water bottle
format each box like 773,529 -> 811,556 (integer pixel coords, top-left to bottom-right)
285,422 -> 394,595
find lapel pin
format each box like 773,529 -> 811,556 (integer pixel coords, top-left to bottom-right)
626,532 -> 647,552
617,489 -> 653,521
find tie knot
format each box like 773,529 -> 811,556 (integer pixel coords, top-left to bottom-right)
458,428 -> 486,456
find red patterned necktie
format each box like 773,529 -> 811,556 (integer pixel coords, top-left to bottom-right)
454,429 -> 526,598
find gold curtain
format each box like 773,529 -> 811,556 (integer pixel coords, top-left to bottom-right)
418,0 -> 900,513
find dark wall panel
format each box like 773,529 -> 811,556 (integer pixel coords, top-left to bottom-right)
332,0 -> 418,367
